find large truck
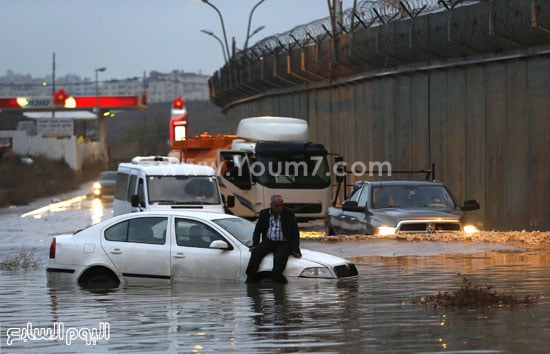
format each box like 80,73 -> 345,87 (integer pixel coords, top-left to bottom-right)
169,105 -> 332,221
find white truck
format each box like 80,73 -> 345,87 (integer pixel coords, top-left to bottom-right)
216,117 -> 332,221
113,156 -> 224,216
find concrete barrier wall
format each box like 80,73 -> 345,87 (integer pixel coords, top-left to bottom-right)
0,130 -> 103,170
220,53 -> 549,231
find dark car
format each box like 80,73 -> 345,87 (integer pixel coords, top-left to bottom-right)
326,180 -> 480,236
92,171 -> 117,198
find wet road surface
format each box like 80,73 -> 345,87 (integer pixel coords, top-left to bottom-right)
0,183 -> 549,353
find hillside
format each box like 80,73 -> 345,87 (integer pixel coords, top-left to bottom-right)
106,100 -> 229,142
105,100 -> 229,166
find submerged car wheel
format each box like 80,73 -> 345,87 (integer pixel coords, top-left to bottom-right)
79,269 -> 120,290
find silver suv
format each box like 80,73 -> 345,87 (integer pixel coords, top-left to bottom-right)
326,180 -> 480,236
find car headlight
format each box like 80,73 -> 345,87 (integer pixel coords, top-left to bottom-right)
299,267 -> 335,279
463,225 -> 479,234
93,182 -> 101,189
374,226 -> 396,236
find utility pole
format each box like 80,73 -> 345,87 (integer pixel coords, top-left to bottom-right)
52,53 -> 56,118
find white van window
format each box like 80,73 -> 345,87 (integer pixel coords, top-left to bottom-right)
127,174 -> 137,202
114,173 -> 129,200
147,176 -> 221,205
137,178 -> 145,203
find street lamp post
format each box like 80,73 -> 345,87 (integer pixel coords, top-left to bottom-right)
95,67 -> 106,114
246,25 -> 265,48
94,67 -> 108,168
244,0 -> 267,50
200,29 -> 228,63
201,0 -> 230,61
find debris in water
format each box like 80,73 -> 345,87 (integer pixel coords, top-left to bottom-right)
412,273 -> 539,308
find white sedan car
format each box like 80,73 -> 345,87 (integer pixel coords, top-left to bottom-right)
47,211 -> 358,288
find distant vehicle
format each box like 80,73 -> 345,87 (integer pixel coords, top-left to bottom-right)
326,180 -> 480,236
113,156 -> 224,216
46,210 -> 359,288
92,171 -> 117,198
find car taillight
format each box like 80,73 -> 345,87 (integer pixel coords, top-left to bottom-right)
49,238 -> 56,259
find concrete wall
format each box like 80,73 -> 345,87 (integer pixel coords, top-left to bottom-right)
220,53 -> 550,231
0,130 -> 103,170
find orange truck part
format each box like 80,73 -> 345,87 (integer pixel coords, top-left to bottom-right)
170,133 -> 238,166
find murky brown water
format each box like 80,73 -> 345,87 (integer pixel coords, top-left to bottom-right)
1,185 -> 549,353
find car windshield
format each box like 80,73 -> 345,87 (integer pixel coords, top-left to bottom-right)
212,217 -> 255,247
147,176 -> 221,205
372,185 -> 456,210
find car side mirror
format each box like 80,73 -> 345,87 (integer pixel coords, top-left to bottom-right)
130,194 -> 140,207
460,199 -> 480,211
131,195 -> 145,209
209,240 -> 231,250
226,195 -> 235,208
334,155 -> 346,183
342,200 -> 364,212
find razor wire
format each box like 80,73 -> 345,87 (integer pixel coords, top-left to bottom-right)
247,0 -> 479,55
214,0 -> 549,106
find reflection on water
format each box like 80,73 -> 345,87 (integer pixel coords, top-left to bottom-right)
1,251 -> 548,353
21,195 -> 88,219
19,194 -> 109,226
0,195 -> 112,258
90,198 -> 106,225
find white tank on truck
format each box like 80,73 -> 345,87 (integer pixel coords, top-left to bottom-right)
236,117 -> 310,141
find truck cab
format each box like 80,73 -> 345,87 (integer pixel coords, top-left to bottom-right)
216,117 -> 332,221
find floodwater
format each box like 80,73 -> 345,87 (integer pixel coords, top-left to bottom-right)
0,184 -> 549,353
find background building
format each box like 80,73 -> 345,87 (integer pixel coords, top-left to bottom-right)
0,69 -> 210,102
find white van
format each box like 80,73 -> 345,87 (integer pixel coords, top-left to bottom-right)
113,156 -> 224,216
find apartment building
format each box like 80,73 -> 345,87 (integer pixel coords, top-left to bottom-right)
0,70 -> 210,102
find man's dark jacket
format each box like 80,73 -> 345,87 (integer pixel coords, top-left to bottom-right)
252,207 -> 301,255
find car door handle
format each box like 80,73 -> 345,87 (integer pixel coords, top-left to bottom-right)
110,248 -> 122,255
173,253 -> 186,259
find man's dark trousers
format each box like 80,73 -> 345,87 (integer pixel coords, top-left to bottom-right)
246,239 -> 289,282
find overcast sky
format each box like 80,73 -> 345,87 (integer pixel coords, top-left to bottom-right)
0,0 -> 356,80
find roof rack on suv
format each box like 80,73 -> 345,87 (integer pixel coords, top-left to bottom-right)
332,162 -> 436,206
130,156 -> 180,165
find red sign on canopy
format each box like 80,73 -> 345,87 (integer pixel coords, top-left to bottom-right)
0,92 -> 147,111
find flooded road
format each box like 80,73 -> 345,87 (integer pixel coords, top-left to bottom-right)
1,184 -> 549,353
